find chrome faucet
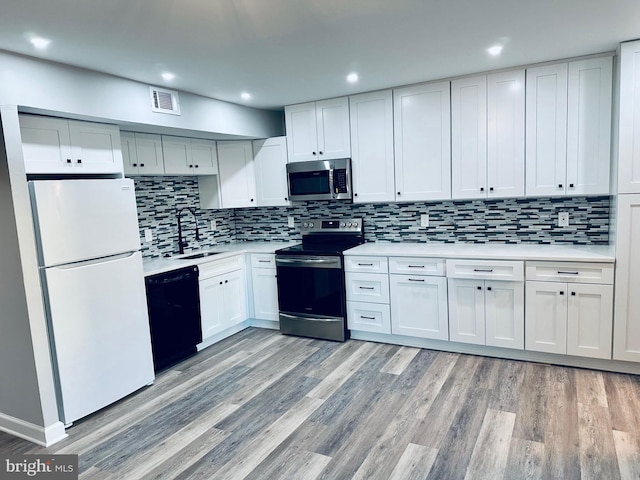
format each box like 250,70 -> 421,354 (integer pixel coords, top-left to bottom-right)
177,207 -> 200,254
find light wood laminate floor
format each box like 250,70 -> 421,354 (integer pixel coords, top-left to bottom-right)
2,327 -> 640,479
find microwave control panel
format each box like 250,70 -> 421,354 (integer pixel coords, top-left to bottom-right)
334,169 -> 349,194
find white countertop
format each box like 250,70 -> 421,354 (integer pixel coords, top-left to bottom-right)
143,241 -> 299,276
344,242 -> 615,263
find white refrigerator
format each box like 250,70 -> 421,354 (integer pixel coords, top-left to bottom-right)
29,178 -> 154,425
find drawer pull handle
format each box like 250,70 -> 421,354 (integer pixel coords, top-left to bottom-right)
358,263 -> 374,266
408,278 -> 425,282
360,315 -> 376,320
557,271 -> 579,275
359,286 -> 375,290
408,265 -> 425,268
258,260 -> 271,263
473,268 -> 493,272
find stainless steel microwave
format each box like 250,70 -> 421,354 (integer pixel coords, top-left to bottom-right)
286,158 -> 352,202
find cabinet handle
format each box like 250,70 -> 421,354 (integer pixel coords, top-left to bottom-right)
408,278 -> 425,282
557,271 -> 579,275
219,281 -> 223,285
397,192 -> 401,196
319,151 -> 323,155
189,164 -> 194,168
408,265 -> 425,268
480,187 -> 484,192
354,193 -> 358,197
140,163 -> 145,167
360,315 -> 376,320
477,286 -> 482,290
569,183 -> 574,188
559,291 -> 565,295
558,184 -> 563,188
473,268 -> 493,272
132,163 -> 138,167
225,280 -> 228,283
66,158 -> 72,164
358,286 -> 375,290
258,260 -> 271,263
487,286 -> 492,291
571,292 -> 576,296
358,263 -> 374,266
77,159 -> 82,164
489,187 -> 494,192
250,199 -> 254,202
312,151 -> 317,155
285,197 -> 288,201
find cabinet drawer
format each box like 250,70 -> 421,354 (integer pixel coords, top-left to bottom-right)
446,259 -> 524,281
347,301 -> 391,334
251,253 -> 276,268
526,261 -> 614,284
345,272 -> 390,304
198,254 -> 245,279
389,257 -> 445,276
344,256 -> 389,274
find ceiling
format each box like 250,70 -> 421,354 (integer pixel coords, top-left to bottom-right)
1,0 -> 640,111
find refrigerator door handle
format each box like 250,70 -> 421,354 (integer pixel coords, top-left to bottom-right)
48,251 -> 137,270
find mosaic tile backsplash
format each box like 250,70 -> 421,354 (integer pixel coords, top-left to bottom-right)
134,176 -> 610,259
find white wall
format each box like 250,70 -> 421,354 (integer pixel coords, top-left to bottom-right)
0,51 -> 284,139
0,106 -> 65,445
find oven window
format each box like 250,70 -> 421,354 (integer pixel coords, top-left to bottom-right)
276,264 -> 344,317
289,170 -> 330,196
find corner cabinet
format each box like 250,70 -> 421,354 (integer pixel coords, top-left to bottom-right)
252,137 -> 289,207
393,81 -> 451,201
20,115 -> 123,174
284,97 -> 351,163
525,56 -> 612,196
121,132 -> 165,175
618,41 -> 640,193
349,90 -> 395,203
217,141 -> 257,208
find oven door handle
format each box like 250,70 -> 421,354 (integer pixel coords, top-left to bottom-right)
276,257 -> 341,268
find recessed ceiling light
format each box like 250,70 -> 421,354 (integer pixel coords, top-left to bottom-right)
346,72 -> 359,83
487,45 -> 503,56
241,92 -> 252,101
30,37 -> 51,50
161,72 -> 175,81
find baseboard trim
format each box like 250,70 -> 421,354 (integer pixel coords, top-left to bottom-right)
0,412 -> 67,446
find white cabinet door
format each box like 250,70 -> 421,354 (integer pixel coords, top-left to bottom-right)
525,63 -> 568,197
347,301 -> 392,334
316,97 -> 351,160
121,132 -> 138,176
451,75 -> 487,199
566,57 -> 612,195
217,141 -> 257,208
567,283 -> 613,359
525,281 -> 567,354
618,41 -> 640,193
484,281 -> 524,350
349,90 -> 395,203
253,137 -> 289,207
390,275 -> 448,340
20,115 -> 73,173
68,120 -> 123,174
447,279 -> 485,345
285,102 -> 318,162
613,194 -> 640,361
133,133 -> 164,175
487,70 -> 525,198
200,275 -> 225,339
190,138 -> 218,175
162,136 -> 193,174
394,81 -> 451,201
251,267 -> 279,321
222,269 -> 247,327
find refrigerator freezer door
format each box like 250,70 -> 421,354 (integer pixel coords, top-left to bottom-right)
44,251 -> 154,424
30,178 -> 141,267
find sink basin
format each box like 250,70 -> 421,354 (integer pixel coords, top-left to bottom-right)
177,251 -> 225,260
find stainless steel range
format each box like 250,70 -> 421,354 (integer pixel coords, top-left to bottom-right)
275,218 -> 364,341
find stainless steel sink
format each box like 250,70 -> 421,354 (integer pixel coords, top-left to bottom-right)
177,251 -> 225,260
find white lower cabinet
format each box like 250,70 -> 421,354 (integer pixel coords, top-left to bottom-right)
448,279 -> 524,349
525,264 -> 613,359
250,254 -> 279,322
390,274 -> 448,340
347,301 -> 391,334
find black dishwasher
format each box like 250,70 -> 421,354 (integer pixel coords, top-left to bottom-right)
145,266 -> 202,372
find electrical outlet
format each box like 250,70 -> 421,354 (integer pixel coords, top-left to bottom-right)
288,216 -> 295,228
420,213 -> 430,228
144,229 -> 153,243
210,219 -> 217,231
558,212 -> 570,227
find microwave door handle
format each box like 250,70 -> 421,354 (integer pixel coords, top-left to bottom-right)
328,167 -> 335,198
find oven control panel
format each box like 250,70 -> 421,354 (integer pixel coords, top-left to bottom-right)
301,218 -> 363,233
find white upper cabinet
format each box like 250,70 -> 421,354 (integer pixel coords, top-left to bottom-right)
252,136 -> 289,207
526,56 -> 612,196
217,141 -> 256,208
349,90 -> 395,203
618,41 -> 640,193
394,81 -> 451,201
163,136 -> 218,175
487,70 -> 525,198
20,115 -> 123,174
451,76 -> 487,199
284,97 -> 350,162
122,132 -> 164,176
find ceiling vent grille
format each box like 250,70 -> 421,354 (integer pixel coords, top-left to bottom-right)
149,86 -> 181,115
